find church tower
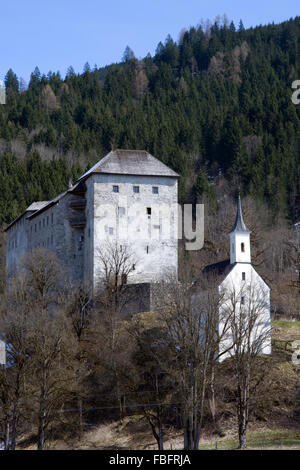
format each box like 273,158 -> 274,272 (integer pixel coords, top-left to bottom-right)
229,194 -> 251,264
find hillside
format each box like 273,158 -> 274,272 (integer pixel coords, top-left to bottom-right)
15,320 -> 300,450
0,16 -> 300,226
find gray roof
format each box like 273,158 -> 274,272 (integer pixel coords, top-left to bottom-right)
201,259 -> 235,285
26,201 -> 49,211
77,149 -> 180,181
229,194 -> 251,233
5,201 -> 49,231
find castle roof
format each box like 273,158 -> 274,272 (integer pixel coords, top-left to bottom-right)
4,201 -> 49,231
229,194 -> 251,233
5,150 -> 179,230
77,149 -> 180,181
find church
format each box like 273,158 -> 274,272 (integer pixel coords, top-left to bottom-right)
203,195 -> 272,359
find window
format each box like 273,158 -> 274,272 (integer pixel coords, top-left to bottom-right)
113,185 -> 119,193
118,207 -> 125,215
146,245 -> 149,254
242,272 -> 246,281
132,264 -> 135,270
147,207 -> 151,217
152,186 -> 159,194
108,227 -> 114,235
133,186 -> 139,193
241,296 -> 245,305
241,242 -> 245,252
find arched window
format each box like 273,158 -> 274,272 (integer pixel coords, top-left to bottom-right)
241,242 -> 245,252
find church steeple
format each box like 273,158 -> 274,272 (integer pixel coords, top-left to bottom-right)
230,193 -> 250,234
230,194 -> 251,264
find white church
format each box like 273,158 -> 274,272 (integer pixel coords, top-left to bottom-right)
203,195 -> 272,359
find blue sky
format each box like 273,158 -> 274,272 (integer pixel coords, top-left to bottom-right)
0,0 -> 299,83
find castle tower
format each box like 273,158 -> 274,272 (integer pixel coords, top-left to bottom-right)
229,194 -> 251,264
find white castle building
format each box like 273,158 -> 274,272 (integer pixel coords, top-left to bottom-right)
5,150 -> 179,297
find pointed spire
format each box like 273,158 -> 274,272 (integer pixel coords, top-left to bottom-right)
230,193 -> 251,233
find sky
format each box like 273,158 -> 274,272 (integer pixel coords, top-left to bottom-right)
0,0 -> 299,84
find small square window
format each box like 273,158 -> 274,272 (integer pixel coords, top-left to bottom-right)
113,185 -> 119,193
152,186 -> 159,194
133,186 -> 139,193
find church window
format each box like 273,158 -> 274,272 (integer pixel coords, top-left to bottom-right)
242,272 -> 246,281
152,186 -> 159,194
113,185 -> 119,193
147,207 -> 151,218
146,245 -> 149,254
241,242 -> 245,252
241,296 -> 245,305
133,186 -> 139,193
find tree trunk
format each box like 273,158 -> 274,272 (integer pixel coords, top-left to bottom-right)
38,367 -> 47,450
10,370 -> 21,450
4,420 -> 9,450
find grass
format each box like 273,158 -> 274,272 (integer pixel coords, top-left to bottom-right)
198,430 -> 300,450
272,320 -> 300,329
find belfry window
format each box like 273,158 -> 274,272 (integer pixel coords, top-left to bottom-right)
241,242 -> 245,252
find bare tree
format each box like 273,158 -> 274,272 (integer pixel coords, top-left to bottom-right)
148,267 -> 230,450
221,282 -> 271,449
93,242 -> 138,418
64,285 -> 93,437
11,248 -> 74,450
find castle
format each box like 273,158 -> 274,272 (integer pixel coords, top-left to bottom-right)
5,150 -> 179,294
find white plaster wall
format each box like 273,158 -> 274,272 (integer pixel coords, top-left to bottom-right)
92,173 -> 178,286
218,263 -> 271,360
230,232 -> 251,263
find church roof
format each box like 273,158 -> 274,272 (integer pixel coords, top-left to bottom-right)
77,149 -> 180,181
201,259 -> 235,285
229,194 -> 251,233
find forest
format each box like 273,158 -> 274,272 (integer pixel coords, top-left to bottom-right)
0,15 -> 299,226
0,15 -> 300,450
